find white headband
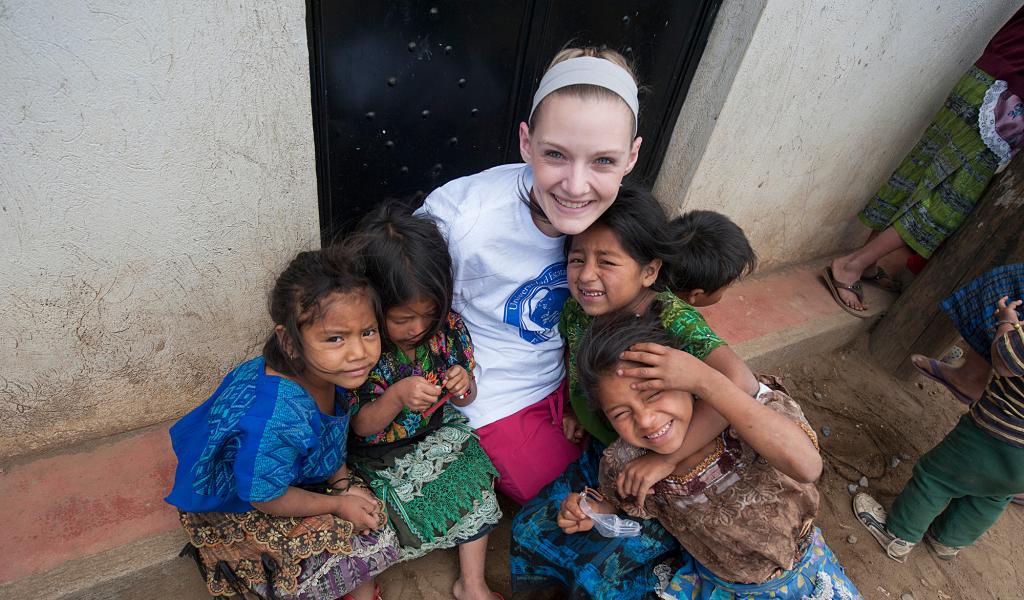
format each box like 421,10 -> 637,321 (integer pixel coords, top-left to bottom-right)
529,56 -> 639,135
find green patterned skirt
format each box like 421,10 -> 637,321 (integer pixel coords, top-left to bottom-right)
347,405 -> 501,561
859,65 -> 1001,258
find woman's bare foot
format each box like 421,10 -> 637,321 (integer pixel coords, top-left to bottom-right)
829,227 -> 911,311
452,576 -> 497,600
862,265 -> 903,292
830,255 -> 868,311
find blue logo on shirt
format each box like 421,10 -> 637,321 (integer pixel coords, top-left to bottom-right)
503,262 -> 569,344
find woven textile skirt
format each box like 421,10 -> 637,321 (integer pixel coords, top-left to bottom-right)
510,441 -> 681,599
348,405 -> 501,561
859,66 -> 1001,258
940,264 -> 1024,363
179,506 -> 399,600
657,528 -> 861,600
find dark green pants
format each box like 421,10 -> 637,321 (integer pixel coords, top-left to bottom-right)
888,415 -> 1024,547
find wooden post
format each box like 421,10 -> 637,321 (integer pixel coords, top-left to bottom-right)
868,158 -> 1024,379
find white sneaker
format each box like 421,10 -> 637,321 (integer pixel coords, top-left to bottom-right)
852,492 -> 915,562
924,531 -> 961,560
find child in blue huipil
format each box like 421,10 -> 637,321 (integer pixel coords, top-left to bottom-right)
166,249 -> 398,600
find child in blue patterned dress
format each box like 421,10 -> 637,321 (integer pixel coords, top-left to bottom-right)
166,249 -> 398,600
343,204 -> 501,600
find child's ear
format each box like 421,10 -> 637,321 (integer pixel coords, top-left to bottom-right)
682,289 -> 704,306
275,324 -> 297,359
641,258 -> 662,287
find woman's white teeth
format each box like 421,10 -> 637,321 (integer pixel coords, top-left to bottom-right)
645,420 -> 672,439
556,196 -> 589,209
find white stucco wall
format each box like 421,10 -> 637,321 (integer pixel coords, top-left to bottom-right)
656,0 -> 1023,269
0,1 -> 320,458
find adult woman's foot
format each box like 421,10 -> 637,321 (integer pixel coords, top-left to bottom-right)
823,267 -> 868,318
827,256 -> 869,312
910,354 -> 982,405
862,265 -> 904,293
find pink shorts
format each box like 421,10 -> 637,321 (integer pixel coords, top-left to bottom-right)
476,380 -> 583,505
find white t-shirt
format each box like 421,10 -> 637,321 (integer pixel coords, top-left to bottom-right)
416,164 -> 568,428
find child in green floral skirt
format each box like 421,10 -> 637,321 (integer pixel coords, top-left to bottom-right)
343,204 -> 502,600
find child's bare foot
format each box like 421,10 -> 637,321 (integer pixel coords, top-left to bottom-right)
828,256 -> 868,311
453,576 -> 498,600
910,355 -> 986,404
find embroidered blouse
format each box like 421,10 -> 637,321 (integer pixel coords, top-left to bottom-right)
166,357 -> 350,513
598,387 -> 820,584
348,311 -> 476,445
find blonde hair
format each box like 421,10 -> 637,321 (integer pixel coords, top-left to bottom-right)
529,46 -> 639,132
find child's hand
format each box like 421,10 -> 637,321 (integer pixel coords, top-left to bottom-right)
996,296 -> 1022,325
333,487 -> 385,535
443,364 -> 473,398
556,492 -> 594,534
617,342 -> 718,393
562,412 -> 584,444
391,376 -> 441,412
617,452 -> 676,507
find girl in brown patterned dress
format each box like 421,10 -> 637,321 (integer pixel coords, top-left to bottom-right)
557,312 -> 862,599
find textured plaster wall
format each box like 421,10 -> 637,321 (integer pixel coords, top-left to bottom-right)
0,1 -> 320,458
656,0 -> 1023,269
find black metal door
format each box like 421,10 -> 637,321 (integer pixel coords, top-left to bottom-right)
308,1 -> 722,241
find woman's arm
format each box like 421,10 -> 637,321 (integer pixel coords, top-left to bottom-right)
620,343 -> 822,483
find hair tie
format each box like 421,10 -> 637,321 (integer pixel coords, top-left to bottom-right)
529,56 -> 639,135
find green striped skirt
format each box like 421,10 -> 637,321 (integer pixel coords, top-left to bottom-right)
859,66 -> 1001,258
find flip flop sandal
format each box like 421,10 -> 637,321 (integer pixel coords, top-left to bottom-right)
821,266 -> 869,318
910,354 -> 975,405
862,266 -> 903,293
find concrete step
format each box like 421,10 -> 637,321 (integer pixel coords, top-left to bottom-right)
0,259 -> 896,600
702,260 -> 895,371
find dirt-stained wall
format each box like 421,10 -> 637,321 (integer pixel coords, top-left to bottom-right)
0,1 -> 319,458
656,0 -> 1023,269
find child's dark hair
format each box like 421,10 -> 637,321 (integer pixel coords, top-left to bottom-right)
576,310 -> 674,411
346,202 -> 453,349
566,183 -> 675,290
665,210 -> 757,294
263,248 -> 379,377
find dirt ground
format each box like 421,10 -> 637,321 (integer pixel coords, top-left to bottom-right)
377,334 -> 1024,600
